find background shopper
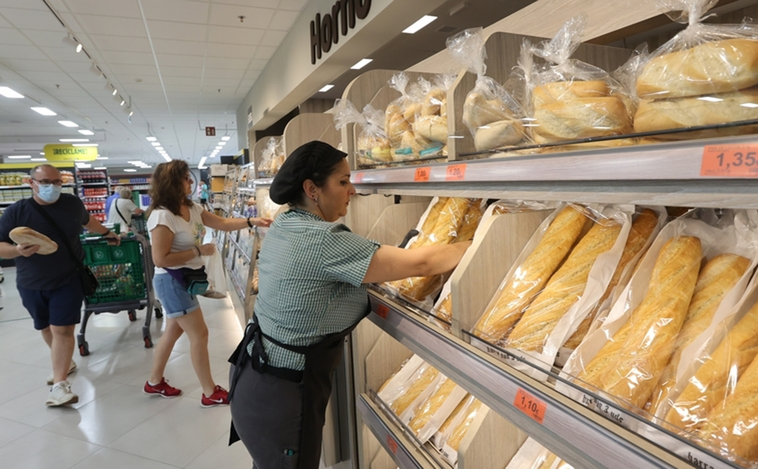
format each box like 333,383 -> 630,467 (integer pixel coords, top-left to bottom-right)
106,187 -> 143,231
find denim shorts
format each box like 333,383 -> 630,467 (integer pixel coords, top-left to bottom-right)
18,276 -> 84,330
153,272 -> 200,318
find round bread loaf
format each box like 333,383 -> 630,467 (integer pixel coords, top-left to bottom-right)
9,227 -> 58,255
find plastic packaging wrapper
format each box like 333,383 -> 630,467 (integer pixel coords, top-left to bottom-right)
531,15 -> 633,145
407,376 -> 467,443
258,137 -> 285,178
435,394 -> 485,463
377,354 -> 424,397
447,28 -> 527,152
333,99 -> 392,167
202,249 -> 227,299
633,0 -> 758,138
378,358 -> 442,423
412,73 -> 456,147
504,437 -> 551,469
558,210 -> 758,428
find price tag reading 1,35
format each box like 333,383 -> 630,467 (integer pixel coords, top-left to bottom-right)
446,163 -> 467,181
414,167 -> 431,182
701,144 -> 758,177
514,388 -> 547,424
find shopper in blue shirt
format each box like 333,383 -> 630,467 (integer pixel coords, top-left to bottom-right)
104,188 -> 119,217
228,141 -> 471,469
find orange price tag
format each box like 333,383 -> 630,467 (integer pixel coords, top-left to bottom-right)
514,388 -> 547,424
375,303 -> 390,319
353,172 -> 364,183
414,167 -> 431,182
445,164 -> 467,181
701,144 -> 758,177
386,435 -> 398,454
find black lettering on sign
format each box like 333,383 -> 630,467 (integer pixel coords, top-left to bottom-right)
687,452 -> 715,469
321,13 -> 333,52
355,0 -> 371,19
310,0 -> 370,64
309,14 -> 322,64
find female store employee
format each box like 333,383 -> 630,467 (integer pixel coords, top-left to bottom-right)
229,141 -> 471,469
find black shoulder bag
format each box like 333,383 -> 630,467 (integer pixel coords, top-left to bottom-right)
114,199 -> 128,228
29,201 -> 100,296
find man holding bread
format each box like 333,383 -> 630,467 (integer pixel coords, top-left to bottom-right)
0,164 -> 119,406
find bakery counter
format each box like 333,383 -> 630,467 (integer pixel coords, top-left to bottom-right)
366,289 -> 719,469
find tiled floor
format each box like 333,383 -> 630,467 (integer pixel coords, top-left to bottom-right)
0,266 -> 253,469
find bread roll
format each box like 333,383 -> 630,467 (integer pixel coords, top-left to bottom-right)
506,220 -> 623,353
533,80 -> 610,108
473,206 -> 587,343
665,299 -> 758,433
646,253 -> 750,416
390,364 -> 439,417
422,88 -> 446,116
403,102 -> 422,123
413,115 -> 448,143
564,209 -> 658,350
409,377 -> 459,437
533,97 -> 632,143
699,352 -> 758,462
9,227 -> 58,255
633,86 -> 758,136
599,236 -> 701,409
474,119 -> 525,151
385,105 -> 410,146
576,236 -> 702,397
462,92 -> 514,130
637,39 -> 758,99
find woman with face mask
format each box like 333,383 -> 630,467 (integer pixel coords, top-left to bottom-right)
0,164 -> 120,407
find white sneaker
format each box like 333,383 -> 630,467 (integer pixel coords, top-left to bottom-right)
46,360 -> 77,385
46,380 -> 79,407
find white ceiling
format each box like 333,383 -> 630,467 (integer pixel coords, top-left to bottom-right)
0,0 -> 308,174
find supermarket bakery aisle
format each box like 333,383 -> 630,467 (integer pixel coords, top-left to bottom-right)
0,267 -> 253,469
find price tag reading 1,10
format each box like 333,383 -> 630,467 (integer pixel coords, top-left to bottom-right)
514,388 -> 547,424
701,144 -> 758,177
414,167 -> 431,182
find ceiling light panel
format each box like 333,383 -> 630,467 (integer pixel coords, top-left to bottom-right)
58,120 -> 78,127
0,87 -> 24,98
402,15 -> 437,34
31,107 -> 56,116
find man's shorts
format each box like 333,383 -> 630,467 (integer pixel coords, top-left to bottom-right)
153,272 -> 200,319
18,276 -> 84,330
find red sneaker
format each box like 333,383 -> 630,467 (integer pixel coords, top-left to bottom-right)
143,378 -> 182,398
201,385 -> 229,408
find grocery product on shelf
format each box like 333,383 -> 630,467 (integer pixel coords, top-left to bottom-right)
435,394 -> 486,462
333,99 -> 392,167
258,137 -> 285,178
407,376 -> 467,443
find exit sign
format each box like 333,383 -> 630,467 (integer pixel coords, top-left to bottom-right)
205,127 -> 216,136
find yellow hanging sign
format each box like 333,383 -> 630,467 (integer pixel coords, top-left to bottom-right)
43,144 -> 98,161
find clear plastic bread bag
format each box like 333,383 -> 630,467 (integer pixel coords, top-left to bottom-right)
381,362 -> 444,423
411,72 -> 457,158
434,394 -> 485,461
258,137 -> 278,177
505,438 -> 554,469
446,28 -> 527,153
385,72 -> 421,162
531,14 -> 634,145
407,375 -> 467,443
333,99 -> 391,168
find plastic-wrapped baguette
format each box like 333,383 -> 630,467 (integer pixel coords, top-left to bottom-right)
575,236 -> 702,397
646,253 -> 750,416
473,206 -> 587,343
564,209 -> 659,350
699,350 -> 758,462
664,300 -> 758,433
408,377 -> 459,437
390,364 -> 440,417
408,197 -> 449,249
444,398 -> 485,451
505,220 -> 623,353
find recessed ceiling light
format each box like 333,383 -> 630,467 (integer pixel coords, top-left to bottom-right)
350,58 -> 373,70
151,142 -> 160,146
124,169 -> 137,172
78,129 -> 95,135
73,143 -> 98,147
75,162 -> 91,168
75,43 -> 83,53
0,86 -> 24,98
31,107 -> 56,116
162,155 -> 171,162
112,88 -> 118,96
31,158 -> 46,162
96,156 -> 109,160
402,15 -> 437,34
156,147 -> 164,151
146,136 -> 157,141
60,138 -> 89,142
7,155 -> 31,159
120,99 -> 125,106
319,84 -> 334,92
39,152 -> 45,155
58,120 -> 78,128
218,141 -> 227,146
215,146 -> 222,150
221,136 -> 231,141
93,167 -> 107,170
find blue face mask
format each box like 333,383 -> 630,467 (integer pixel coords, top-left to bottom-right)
37,184 -> 62,203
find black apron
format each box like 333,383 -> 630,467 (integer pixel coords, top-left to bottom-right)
228,314 -> 362,469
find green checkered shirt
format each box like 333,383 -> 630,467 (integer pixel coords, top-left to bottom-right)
249,208 -> 380,370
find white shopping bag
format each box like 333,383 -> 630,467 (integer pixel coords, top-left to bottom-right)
202,249 -> 227,299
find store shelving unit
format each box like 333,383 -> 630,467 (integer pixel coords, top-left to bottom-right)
77,168 -> 110,223
109,176 -> 151,209
348,135 -> 758,469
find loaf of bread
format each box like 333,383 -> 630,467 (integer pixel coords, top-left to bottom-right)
473,206 -> 587,343
454,201 -> 484,243
646,253 -> 750,416
445,398 -> 484,451
575,236 -> 702,395
634,86 -> 758,136
600,236 -> 701,409
462,92 -> 515,130
436,394 -> 472,439
408,377 -> 459,437
385,104 -> 411,147
422,88 -> 446,116
9,227 -> 58,255
533,97 -> 632,143
506,220 -> 623,353
665,299 -> 758,433
474,119 -> 525,151
532,80 -> 610,108
563,209 -> 659,350
414,197 -> 449,246
435,293 -> 453,323
637,39 -> 758,99
699,351 -> 758,462
413,115 -> 448,143
390,364 -> 440,417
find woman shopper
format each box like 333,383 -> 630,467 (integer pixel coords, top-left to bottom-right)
228,141 -> 471,468
145,160 -> 271,406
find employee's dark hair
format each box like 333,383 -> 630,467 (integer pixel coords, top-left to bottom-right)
149,160 -> 193,215
269,140 -> 347,206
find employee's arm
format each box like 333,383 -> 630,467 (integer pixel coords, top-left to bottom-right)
362,241 -> 472,284
83,216 -> 121,245
0,241 -> 38,258
200,209 -> 272,231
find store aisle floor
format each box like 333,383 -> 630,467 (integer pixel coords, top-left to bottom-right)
0,267 -> 253,469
